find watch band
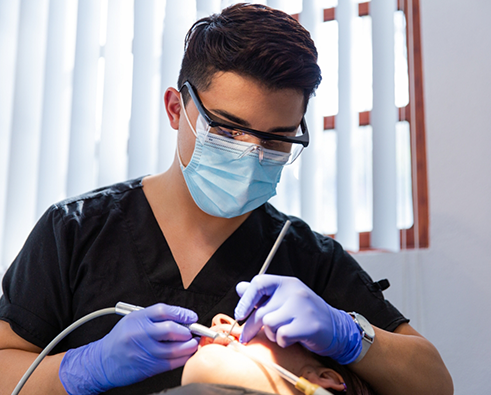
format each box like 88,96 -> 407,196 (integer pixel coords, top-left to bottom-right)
348,312 -> 375,364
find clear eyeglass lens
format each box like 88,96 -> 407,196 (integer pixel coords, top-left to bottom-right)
208,125 -> 303,165
195,114 -> 303,165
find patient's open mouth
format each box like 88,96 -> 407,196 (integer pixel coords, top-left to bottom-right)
199,329 -> 239,347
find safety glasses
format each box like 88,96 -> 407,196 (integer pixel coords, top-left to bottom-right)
180,81 -> 309,165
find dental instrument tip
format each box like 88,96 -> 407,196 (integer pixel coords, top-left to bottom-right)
225,319 -> 238,339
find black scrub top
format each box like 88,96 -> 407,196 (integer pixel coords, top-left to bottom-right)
0,177 -> 408,394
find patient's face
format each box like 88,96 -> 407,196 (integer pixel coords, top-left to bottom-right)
182,314 -> 344,395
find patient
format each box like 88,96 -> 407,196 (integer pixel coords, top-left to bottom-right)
162,314 -> 376,395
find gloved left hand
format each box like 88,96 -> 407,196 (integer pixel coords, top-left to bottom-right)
59,303 -> 199,394
234,274 -> 362,364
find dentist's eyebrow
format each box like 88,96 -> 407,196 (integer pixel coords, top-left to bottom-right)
209,108 -> 299,134
209,108 -> 251,127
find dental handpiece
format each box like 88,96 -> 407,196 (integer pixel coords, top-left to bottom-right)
115,302 -> 220,340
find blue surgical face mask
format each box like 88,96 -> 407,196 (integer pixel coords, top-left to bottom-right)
178,97 -> 286,218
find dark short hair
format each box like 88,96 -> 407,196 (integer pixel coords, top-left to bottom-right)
177,3 -> 322,111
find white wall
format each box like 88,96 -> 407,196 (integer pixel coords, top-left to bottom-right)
356,1 -> 491,393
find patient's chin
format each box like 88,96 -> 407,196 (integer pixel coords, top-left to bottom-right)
181,343 -> 280,392
182,344 -> 225,385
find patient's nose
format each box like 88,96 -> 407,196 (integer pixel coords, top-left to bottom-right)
212,313 -> 235,326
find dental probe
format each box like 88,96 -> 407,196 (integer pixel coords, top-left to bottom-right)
227,340 -> 334,395
226,219 -> 291,337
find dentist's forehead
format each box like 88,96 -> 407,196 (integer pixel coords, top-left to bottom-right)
198,72 -> 304,132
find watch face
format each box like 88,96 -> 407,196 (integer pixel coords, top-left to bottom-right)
355,313 -> 375,339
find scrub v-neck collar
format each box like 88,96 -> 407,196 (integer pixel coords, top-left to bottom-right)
124,178 -> 271,322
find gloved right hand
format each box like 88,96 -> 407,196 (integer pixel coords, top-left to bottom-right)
59,303 -> 199,395
235,275 -> 362,364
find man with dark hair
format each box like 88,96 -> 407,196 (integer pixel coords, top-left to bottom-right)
0,4 -> 452,395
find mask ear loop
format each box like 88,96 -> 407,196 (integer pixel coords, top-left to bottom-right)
177,94 -> 198,168
180,94 -> 198,138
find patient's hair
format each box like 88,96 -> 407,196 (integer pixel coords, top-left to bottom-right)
312,354 -> 378,395
177,3 -> 322,111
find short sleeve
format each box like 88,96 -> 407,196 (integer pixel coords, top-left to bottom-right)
0,205 -> 73,348
316,238 -> 409,332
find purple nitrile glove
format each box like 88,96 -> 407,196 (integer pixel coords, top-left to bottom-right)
59,303 -> 199,394
235,274 -> 362,365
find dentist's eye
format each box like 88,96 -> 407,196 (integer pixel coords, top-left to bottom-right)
212,126 -> 247,139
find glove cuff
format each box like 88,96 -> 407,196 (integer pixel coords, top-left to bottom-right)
316,310 -> 363,365
59,342 -> 110,395
331,326 -> 363,365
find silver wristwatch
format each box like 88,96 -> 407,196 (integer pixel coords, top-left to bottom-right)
348,312 -> 375,364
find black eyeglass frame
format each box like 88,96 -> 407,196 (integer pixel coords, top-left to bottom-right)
180,81 -> 310,148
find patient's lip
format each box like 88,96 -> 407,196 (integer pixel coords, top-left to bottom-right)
198,326 -> 240,348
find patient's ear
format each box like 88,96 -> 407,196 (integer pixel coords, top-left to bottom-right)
301,365 -> 346,392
